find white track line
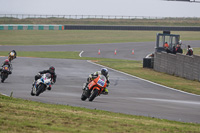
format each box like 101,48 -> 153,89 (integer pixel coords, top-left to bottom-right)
87,60 -> 200,97
134,98 -> 200,105
79,51 -> 84,57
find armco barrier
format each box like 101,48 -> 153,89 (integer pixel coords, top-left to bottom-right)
0,25 -> 64,30
154,52 -> 200,81
64,25 -> 200,31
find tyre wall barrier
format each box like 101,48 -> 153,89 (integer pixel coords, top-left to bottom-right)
154,52 -> 200,81
1,25 -> 200,31
0,25 -> 64,30
64,25 -> 200,31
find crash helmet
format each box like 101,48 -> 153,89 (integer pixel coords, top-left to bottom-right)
10,52 -> 15,56
4,59 -> 10,65
179,40 -> 182,45
49,66 -> 55,73
101,68 -> 108,77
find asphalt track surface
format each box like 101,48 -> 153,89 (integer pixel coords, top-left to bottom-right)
0,41 -> 200,123
0,41 -> 200,60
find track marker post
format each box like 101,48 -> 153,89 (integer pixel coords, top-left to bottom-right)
132,49 -> 134,55
114,49 -> 117,55
98,49 -> 101,55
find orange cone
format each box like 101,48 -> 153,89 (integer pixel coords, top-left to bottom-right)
114,49 -> 117,55
98,49 -> 100,55
132,49 -> 134,55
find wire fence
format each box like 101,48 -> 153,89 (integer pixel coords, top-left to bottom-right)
1,14 -> 200,25
1,14 -> 199,20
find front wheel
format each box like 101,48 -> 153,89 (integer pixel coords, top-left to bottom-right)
31,88 -> 35,96
89,89 -> 99,102
81,94 -> 87,101
36,84 -> 45,96
1,73 -> 8,83
81,89 -> 89,101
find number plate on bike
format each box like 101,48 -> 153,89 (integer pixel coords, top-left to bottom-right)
97,79 -> 105,87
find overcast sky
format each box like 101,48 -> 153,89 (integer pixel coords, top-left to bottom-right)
0,0 -> 200,17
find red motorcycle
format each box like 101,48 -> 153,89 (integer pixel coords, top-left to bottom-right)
81,75 -> 107,102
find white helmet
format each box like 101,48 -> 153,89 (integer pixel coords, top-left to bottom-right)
179,40 -> 182,45
10,52 -> 14,56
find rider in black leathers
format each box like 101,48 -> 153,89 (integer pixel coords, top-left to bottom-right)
33,66 -> 57,90
0,59 -> 12,74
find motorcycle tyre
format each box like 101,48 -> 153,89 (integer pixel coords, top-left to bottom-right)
31,89 -> 35,96
89,89 -> 99,102
36,84 -> 45,96
1,79 -> 5,83
1,75 -> 6,83
81,94 -> 87,101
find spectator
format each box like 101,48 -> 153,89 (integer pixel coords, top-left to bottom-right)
164,42 -> 171,53
164,42 -> 169,48
172,46 -> 176,54
186,45 -> 193,56
179,40 -> 182,45
176,44 -> 183,54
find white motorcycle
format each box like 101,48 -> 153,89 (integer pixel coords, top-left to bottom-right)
31,73 -> 52,96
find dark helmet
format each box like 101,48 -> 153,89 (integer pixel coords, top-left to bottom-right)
101,68 -> 108,77
49,66 -> 55,73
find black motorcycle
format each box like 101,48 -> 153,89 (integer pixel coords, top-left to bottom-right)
1,65 -> 11,83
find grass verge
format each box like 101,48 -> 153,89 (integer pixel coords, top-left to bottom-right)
0,30 -> 200,45
0,51 -> 200,95
1,18 -> 200,26
0,94 -> 200,133
1,51 -> 200,132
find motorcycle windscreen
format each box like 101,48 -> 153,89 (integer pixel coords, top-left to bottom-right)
97,75 -> 106,87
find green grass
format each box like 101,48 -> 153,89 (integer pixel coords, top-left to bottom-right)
1,51 -> 200,95
0,29 -> 200,132
194,48 -> 200,55
1,94 -> 200,133
1,17 -> 200,26
0,30 -> 200,45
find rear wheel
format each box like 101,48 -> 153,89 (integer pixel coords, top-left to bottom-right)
36,84 -> 45,96
89,89 -> 99,102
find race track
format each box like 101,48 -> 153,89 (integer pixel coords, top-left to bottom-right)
1,41 -> 200,60
0,41 -> 200,123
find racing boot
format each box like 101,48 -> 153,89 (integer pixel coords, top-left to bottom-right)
102,88 -> 109,95
32,80 -> 36,87
47,85 -> 52,90
83,83 -> 89,90
31,81 -> 36,96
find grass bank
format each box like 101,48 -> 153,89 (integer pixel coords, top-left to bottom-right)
0,30 -> 200,45
0,51 -> 200,95
1,94 -> 200,133
1,18 -> 200,26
